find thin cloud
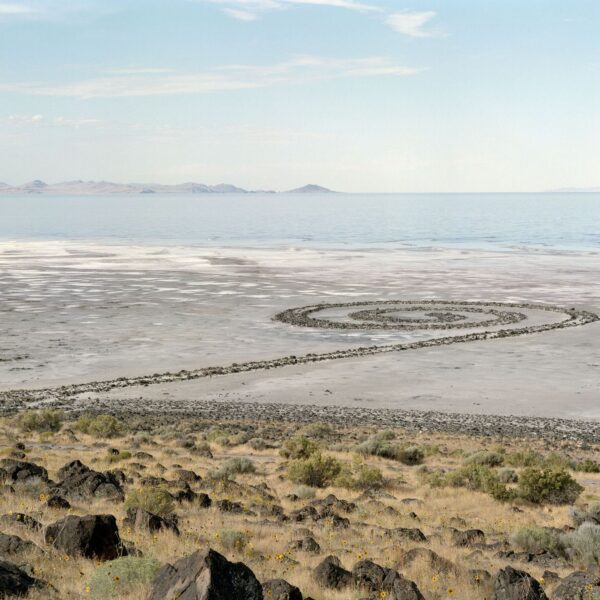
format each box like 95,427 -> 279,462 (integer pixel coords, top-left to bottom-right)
386,10 -> 438,37
0,2 -> 38,14
0,55 -> 421,98
205,0 -> 380,21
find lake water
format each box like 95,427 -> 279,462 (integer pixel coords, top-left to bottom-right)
0,192 -> 599,250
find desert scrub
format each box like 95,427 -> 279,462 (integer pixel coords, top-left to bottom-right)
219,529 -> 250,551
88,556 -> 161,598
286,453 -> 342,488
517,468 -> 583,505
125,486 -> 175,517
441,464 -> 513,501
563,523 -> 600,567
280,436 -> 319,460
335,460 -> 385,491
575,459 -> 600,473
17,409 -> 63,433
209,457 -> 256,480
74,414 -> 126,438
248,437 -> 272,451
511,526 -> 566,556
355,436 -> 424,465
498,468 -> 519,483
463,450 -> 504,467
300,422 -> 333,439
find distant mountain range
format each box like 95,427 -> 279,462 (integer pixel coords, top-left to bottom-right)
0,180 -> 335,195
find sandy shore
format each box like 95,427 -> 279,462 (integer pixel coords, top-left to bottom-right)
1,241 -> 599,420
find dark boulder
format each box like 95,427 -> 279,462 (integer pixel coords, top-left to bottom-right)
123,507 -> 179,535
400,548 -> 457,574
384,527 -> 428,543
0,459 -> 48,483
262,578 -> 303,600
53,460 -> 124,502
216,499 -> 244,513
0,559 -> 44,597
45,514 -> 126,560
553,571 -> 600,599
289,536 -> 320,554
313,555 -> 352,590
0,533 -> 38,558
147,548 -> 263,600
0,513 -> 41,531
46,495 -> 71,509
382,571 -> 426,600
451,528 -> 486,547
351,559 -> 390,591
174,469 -> 201,483
490,566 -> 548,600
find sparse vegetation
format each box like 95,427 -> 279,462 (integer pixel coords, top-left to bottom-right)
74,414 -> 126,438
125,485 -> 175,516
88,557 -> 161,598
17,409 -> 63,433
209,457 -> 256,480
286,453 -> 342,487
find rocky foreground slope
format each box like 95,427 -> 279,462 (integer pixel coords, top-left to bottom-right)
1,410 -> 600,598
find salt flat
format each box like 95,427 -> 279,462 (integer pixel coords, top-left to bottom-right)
0,241 -> 599,417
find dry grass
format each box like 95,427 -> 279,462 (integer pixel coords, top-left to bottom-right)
0,415 -> 599,599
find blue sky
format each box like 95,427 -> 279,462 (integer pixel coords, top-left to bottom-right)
1,0 -> 599,191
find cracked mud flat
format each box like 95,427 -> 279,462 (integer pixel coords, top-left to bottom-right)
1,241 -> 600,432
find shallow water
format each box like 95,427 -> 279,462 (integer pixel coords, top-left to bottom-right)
1,192 -> 599,250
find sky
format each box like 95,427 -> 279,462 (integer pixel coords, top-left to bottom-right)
0,0 -> 599,192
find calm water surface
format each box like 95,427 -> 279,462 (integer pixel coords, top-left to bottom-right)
0,193 -> 599,250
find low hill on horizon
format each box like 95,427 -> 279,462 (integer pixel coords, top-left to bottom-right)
0,180 -> 336,195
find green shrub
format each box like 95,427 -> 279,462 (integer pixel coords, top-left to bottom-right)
505,450 -> 544,468
280,436 -> 319,460
300,422 -> 333,439
498,468 -> 519,483
88,556 -> 161,598
511,526 -> 566,556
397,446 -> 425,466
125,486 -> 174,517
219,529 -> 249,551
443,464 -> 514,501
575,459 -> 600,473
18,409 -> 63,433
209,457 -> 256,480
464,450 -> 504,467
351,463 -> 385,490
75,414 -> 125,438
248,438 -> 272,451
286,453 -> 342,488
563,523 -> 600,567
517,468 -> 583,505
356,437 -> 424,465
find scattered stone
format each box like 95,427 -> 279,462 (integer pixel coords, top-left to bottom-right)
0,513 -> 42,532
313,555 -> 352,590
45,514 -> 126,560
0,533 -> 38,558
289,536 -> 320,554
553,571 -> 600,599
46,495 -> 71,509
384,527 -> 428,543
216,499 -> 244,513
490,566 -> 548,600
0,459 -> 48,483
451,528 -> 486,547
262,578 -> 303,600
147,548 -> 262,600
0,559 -> 44,597
53,460 -> 124,502
174,468 -> 201,483
400,548 -> 456,574
123,507 -> 179,535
